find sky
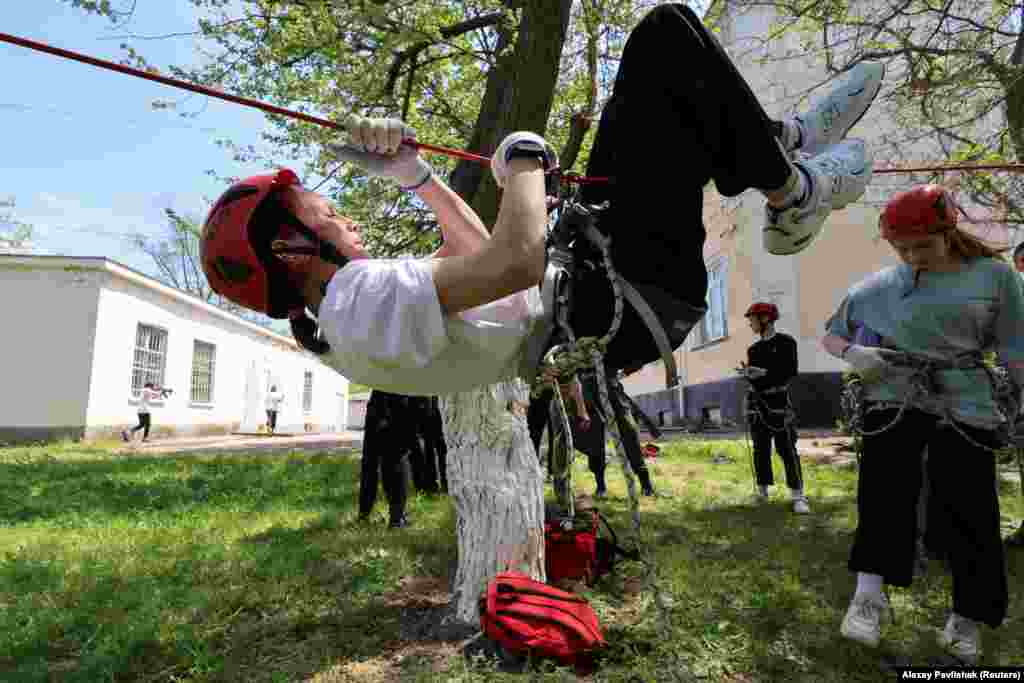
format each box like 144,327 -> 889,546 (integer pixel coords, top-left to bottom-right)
1,1 -> 284,276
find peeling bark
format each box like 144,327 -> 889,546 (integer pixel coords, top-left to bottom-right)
440,380 -> 546,626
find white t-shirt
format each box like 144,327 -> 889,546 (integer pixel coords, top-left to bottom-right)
138,387 -> 160,414
265,390 -> 284,411
318,258 -> 543,396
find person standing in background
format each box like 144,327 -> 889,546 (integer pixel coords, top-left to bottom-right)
265,384 -> 284,434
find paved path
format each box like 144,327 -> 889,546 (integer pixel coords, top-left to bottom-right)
117,430 -> 364,456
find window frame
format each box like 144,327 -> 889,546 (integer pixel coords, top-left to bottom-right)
130,323 -> 169,398
688,257 -> 729,350
190,339 -> 217,405
302,370 -> 313,414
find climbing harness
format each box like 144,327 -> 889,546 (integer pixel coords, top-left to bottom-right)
738,373 -> 797,493
839,350 -> 1021,453
524,181 -> 686,677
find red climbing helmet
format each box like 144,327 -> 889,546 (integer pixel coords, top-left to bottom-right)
744,302 -> 779,322
200,168 -> 308,319
879,184 -> 958,241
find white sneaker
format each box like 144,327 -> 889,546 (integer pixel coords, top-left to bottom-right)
763,138 -> 872,255
938,614 -> 981,665
793,62 -> 885,157
793,497 -> 811,514
840,592 -> 890,648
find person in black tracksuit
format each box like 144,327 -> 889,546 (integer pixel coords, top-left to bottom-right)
408,396 -> 447,495
357,390 -> 413,528
740,302 -> 809,513
527,369 -> 656,499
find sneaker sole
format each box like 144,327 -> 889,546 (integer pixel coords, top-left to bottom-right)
841,622 -> 880,648
801,63 -> 885,156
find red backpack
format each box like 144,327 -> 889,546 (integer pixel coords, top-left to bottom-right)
479,571 -> 606,667
545,509 -> 640,585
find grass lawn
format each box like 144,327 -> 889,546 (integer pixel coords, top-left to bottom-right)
1,438 -> 1021,682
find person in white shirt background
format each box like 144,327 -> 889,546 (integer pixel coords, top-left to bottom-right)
122,382 -> 167,443
265,385 -> 284,434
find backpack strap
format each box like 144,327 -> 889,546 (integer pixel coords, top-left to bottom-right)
594,510 -> 641,563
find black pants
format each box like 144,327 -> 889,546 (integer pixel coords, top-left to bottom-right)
130,412 -> 151,439
527,375 -> 651,491
265,410 -> 278,431
572,3 -> 792,372
749,393 -> 803,490
423,397 -> 447,493
407,397 -> 446,494
358,391 -> 411,521
849,407 -> 1008,627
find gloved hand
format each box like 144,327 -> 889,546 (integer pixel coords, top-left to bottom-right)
327,115 -> 432,189
842,344 -> 902,383
491,131 -> 558,188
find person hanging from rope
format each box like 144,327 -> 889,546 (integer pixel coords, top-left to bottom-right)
198,3 -> 883,399
737,302 -> 809,514
823,184 -> 1024,664
528,369 -> 657,499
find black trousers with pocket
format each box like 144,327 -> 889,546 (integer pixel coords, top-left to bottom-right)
848,407 -> 1008,627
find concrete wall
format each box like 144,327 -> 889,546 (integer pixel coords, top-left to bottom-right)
0,263 -> 101,442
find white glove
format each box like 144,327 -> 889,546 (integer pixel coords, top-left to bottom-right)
843,344 -> 902,383
491,131 -> 558,188
327,115 -> 432,189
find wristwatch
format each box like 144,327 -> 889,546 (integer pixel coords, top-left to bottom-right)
506,147 -> 548,166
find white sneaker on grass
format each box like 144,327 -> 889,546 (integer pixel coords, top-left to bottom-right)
938,613 -> 981,665
763,138 -> 873,255
792,497 -> 811,514
790,62 -> 885,158
840,592 -> 891,648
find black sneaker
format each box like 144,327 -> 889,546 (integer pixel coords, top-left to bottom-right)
121,431 -> 130,443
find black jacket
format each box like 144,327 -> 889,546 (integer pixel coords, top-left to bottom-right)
747,332 -> 798,393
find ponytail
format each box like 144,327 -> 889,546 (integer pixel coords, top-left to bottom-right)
290,310 -> 330,355
946,227 -> 1008,262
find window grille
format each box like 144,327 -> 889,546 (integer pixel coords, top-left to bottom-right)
191,340 -> 216,403
303,371 -> 313,413
131,324 -> 168,396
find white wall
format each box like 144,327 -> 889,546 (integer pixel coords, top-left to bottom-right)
87,268 -> 348,435
0,263 -> 101,431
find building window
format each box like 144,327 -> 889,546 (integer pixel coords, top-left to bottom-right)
303,370 -> 313,413
689,257 -> 729,348
190,340 -> 216,403
131,324 -> 168,396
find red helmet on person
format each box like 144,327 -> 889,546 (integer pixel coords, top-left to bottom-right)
878,184 -> 958,241
744,302 -> 779,322
200,167 -> 335,319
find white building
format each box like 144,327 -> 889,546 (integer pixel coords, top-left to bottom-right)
0,255 -> 349,443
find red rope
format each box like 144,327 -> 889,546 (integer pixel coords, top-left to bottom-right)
3,31 -> 1023,183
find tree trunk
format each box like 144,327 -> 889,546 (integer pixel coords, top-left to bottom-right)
440,379 -> 546,626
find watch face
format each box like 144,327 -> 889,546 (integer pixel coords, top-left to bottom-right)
508,149 -> 546,163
